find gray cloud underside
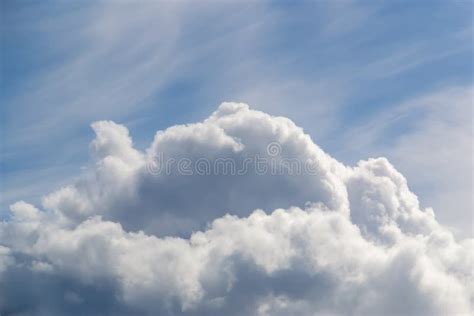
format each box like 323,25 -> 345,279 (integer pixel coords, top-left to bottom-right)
0,104 -> 472,315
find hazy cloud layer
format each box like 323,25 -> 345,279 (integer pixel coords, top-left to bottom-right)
1,104 -> 472,315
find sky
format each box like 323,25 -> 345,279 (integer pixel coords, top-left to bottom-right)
0,1 -> 473,315
1,0 -> 472,236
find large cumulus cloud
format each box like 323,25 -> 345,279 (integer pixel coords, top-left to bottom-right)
0,103 -> 472,315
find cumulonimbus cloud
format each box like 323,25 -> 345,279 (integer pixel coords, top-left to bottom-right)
0,103 -> 472,315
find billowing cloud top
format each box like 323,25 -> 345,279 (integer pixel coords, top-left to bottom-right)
1,103 -> 472,315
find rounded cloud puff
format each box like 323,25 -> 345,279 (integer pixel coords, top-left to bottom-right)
0,103 -> 472,315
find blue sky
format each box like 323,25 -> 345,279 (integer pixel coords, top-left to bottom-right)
1,0 -> 473,235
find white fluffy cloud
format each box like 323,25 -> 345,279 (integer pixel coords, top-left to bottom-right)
0,103 -> 472,315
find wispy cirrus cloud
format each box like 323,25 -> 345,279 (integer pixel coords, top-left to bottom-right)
1,1 -> 472,239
